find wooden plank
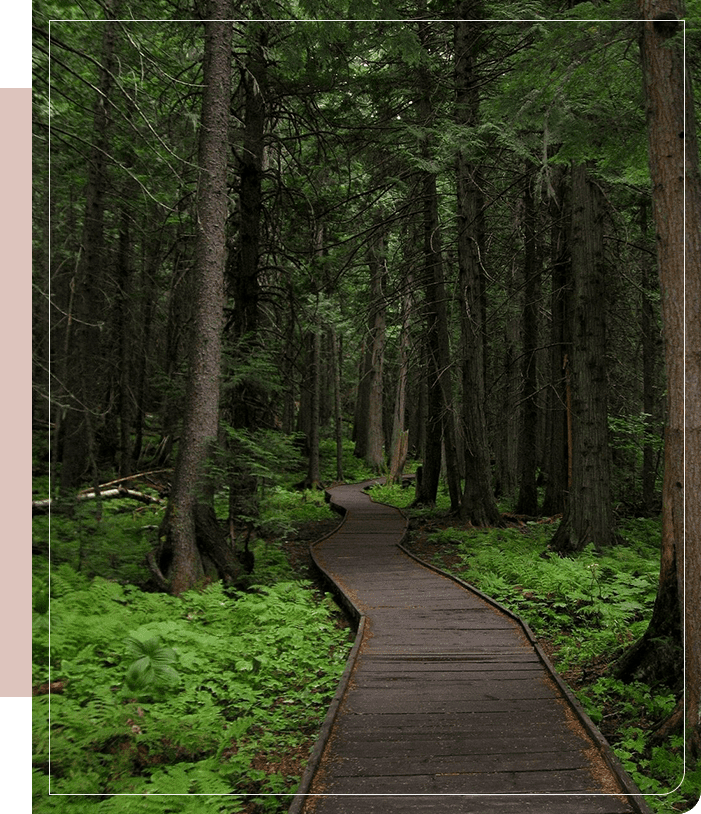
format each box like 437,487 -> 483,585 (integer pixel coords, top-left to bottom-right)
329,734 -> 588,759
360,653 -> 541,665
357,669 -> 543,681
338,711 -> 577,737
302,796 -> 635,814
350,676 -> 557,696
339,699 -> 566,716
322,769 -> 624,794
332,750 -> 592,776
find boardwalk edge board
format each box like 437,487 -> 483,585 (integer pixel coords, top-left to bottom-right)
287,481 -> 653,814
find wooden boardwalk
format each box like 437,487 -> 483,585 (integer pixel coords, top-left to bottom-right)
288,481 -> 652,814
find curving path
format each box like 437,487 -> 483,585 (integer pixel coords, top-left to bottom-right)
288,481 -> 652,814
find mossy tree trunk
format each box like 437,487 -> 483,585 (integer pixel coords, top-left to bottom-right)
455,4 -> 501,525
354,231 -> 387,473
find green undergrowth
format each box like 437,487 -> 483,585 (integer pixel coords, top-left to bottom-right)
227,485 -> 338,544
33,574 -> 351,812
34,486 -> 336,589
368,482 -> 699,814
368,479 -> 452,513
420,517 -> 660,672
32,484 -> 352,813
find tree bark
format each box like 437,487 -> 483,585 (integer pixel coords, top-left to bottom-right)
515,165 -> 541,515
132,230 -> 161,466
58,3 -> 119,492
410,22 -> 462,510
305,329 -> 322,488
227,23 -> 268,431
493,266 -> 519,503
455,5 -> 501,525
639,197 -> 663,513
329,325 -> 345,482
621,0 -> 701,758
550,163 -> 613,552
231,24 -> 267,345
388,278 -> 412,484
115,181 -> 136,477
354,232 -> 386,472
542,164 -> 572,517
161,6 -> 233,596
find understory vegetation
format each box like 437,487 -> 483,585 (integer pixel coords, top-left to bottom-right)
31,443 -> 380,813
368,482 -> 701,814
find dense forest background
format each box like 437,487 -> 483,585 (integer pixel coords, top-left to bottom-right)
32,0 -> 701,810
34,1 -> 687,554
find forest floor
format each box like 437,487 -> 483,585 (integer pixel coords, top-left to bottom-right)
32,477 -> 698,813
280,517 -> 342,584
32,493 -> 353,814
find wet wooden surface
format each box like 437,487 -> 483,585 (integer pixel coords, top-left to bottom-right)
292,482 -> 651,814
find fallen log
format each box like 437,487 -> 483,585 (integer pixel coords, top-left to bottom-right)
32,487 -> 163,516
75,469 -> 171,495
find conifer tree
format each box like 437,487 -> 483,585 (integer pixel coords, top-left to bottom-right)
161,5 -> 235,595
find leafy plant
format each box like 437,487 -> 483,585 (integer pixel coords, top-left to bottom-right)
123,635 -> 180,694
33,562 -> 351,811
32,472 -> 357,812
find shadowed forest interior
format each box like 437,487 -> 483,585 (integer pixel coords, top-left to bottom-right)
32,2 -> 701,812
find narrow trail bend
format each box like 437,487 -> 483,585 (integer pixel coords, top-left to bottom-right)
289,480 -> 652,814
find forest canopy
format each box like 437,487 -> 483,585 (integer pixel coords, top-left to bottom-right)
35,2 -> 673,517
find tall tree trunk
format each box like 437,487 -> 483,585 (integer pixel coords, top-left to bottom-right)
228,23 -> 268,427
115,187 -> 135,477
542,166 -> 571,517
639,197 -> 662,513
550,163 -> 613,553
232,24 -> 267,345
59,3 -> 119,492
619,1 -> 701,759
158,229 -> 193,467
329,325 -> 344,482
281,283 -> 297,435
493,292 -> 519,503
515,165 -> 541,515
305,329 -> 322,488
224,23 -> 268,519
455,5 -> 501,525
132,231 -> 161,466
161,6 -> 233,596
354,233 -> 386,472
412,22 -> 461,510
388,279 -> 412,484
